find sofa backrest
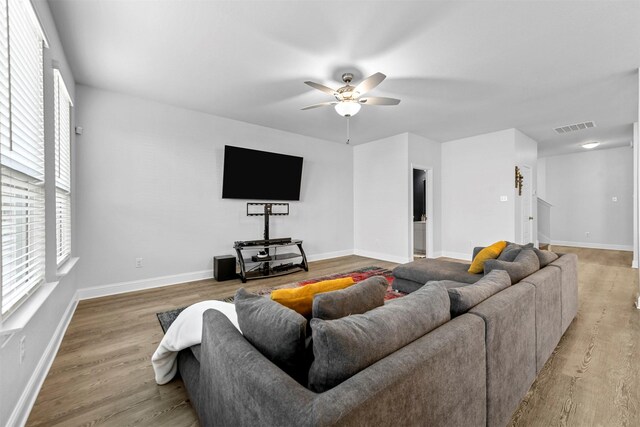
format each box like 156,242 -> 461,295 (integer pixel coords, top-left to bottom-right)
312,314 -> 488,427
199,306 -> 488,427
548,253 -> 579,333
469,283 -> 537,427
308,283 -> 451,392
521,265 -> 563,373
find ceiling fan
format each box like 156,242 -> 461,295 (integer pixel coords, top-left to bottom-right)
302,72 -> 401,117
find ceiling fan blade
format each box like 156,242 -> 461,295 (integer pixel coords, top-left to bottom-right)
354,72 -> 386,95
301,101 -> 338,110
359,97 -> 401,106
304,81 -> 338,96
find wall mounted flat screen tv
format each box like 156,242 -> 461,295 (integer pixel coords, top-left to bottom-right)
222,145 -> 303,201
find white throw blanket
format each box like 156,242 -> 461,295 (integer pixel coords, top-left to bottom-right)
152,300 -> 240,385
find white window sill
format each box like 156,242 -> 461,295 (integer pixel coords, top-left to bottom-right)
0,257 -> 79,341
0,281 -> 60,340
57,256 -> 79,278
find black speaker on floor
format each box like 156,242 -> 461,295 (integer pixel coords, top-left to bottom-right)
214,255 -> 236,281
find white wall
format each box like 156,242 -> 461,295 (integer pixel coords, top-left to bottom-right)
441,129 -> 517,259
545,146 -> 633,250
353,133 -> 411,263
634,121 -> 638,268
537,157 -> 547,200
408,133 -> 442,256
1,1 -> 78,426
74,85 -> 354,294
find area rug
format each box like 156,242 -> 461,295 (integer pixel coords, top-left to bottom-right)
157,266 -> 403,332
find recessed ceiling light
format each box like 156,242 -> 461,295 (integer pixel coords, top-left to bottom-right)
581,142 -> 600,149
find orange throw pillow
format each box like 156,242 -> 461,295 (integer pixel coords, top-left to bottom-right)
468,241 -> 507,274
271,277 -> 356,317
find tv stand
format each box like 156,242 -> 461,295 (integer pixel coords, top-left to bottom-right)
234,238 -> 308,283
234,203 -> 308,282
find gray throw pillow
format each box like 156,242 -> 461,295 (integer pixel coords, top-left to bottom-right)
308,284 -> 450,392
533,248 -> 559,267
498,242 -> 534,261
312,276 -> 388,320
484,249 -> 540,284
234,288 -> 308,381
445,270 -> 510,316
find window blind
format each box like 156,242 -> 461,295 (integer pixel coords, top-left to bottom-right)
1,0 -> 47,319
54,69 -> 71,265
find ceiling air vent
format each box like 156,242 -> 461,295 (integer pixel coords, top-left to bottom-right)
554,121 -> 596,134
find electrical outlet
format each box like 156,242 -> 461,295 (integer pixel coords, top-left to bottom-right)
500,196 -> 508,202
135,258 -> 143,268
19,336 -> 26,364
585,232 -> 590,238
612,196 -> 618,202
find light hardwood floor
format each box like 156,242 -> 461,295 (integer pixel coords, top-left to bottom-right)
26,248 -> 639,426
26,256 -> 397,426
509,246 -> 639,426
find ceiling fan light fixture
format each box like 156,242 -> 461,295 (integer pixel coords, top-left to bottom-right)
581,142 -> 600,149
334,101 -> 361,117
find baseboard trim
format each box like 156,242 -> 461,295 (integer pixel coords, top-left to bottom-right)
77,270 -> 213,301
353,249 -> 411,264
7,291 -> 78,427
78,250 -> 361,301
440,251 -> 471,261
538,232 -> 551,245
307,249 -> 354,262
432,251 -> 443,259
551,240 -> 633,252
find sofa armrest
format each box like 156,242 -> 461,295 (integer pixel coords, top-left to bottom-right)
199,309 -> 315,427
472,246 -> 485,260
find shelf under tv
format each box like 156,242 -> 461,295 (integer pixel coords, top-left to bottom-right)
234,238 -> 308,283
242,265 -> 307,281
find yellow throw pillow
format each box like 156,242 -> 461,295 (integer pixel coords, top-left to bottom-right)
468,241 -> 507,274
271,277 -> 356,317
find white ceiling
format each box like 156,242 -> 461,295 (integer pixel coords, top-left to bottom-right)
46,0 -> 639,156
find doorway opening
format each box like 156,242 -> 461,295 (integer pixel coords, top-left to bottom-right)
410,166 -> 434,260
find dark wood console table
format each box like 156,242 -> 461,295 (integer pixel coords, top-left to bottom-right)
233,239 -> 308,283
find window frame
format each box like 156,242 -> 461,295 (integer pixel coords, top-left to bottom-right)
53,68 -> 72,267
0,0 -> 49,321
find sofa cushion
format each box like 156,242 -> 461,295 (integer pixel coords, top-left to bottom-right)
468,241 -> 507,273
271,277 -> 355,317
392,259 -> 482,293
533,248 -> 559,267
235,288 -> 308,381
312,276 -> 388,320
444,270 -> 511,316
497,242 -> 534,261
308,283 -> 451,392
484,249 -> 540,284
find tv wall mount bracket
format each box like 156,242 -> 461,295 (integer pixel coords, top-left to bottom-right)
246,202 -> 289,216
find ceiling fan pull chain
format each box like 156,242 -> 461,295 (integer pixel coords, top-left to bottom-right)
346,117 -> 350,144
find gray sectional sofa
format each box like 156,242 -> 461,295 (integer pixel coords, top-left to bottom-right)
176,247 -> 578,427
